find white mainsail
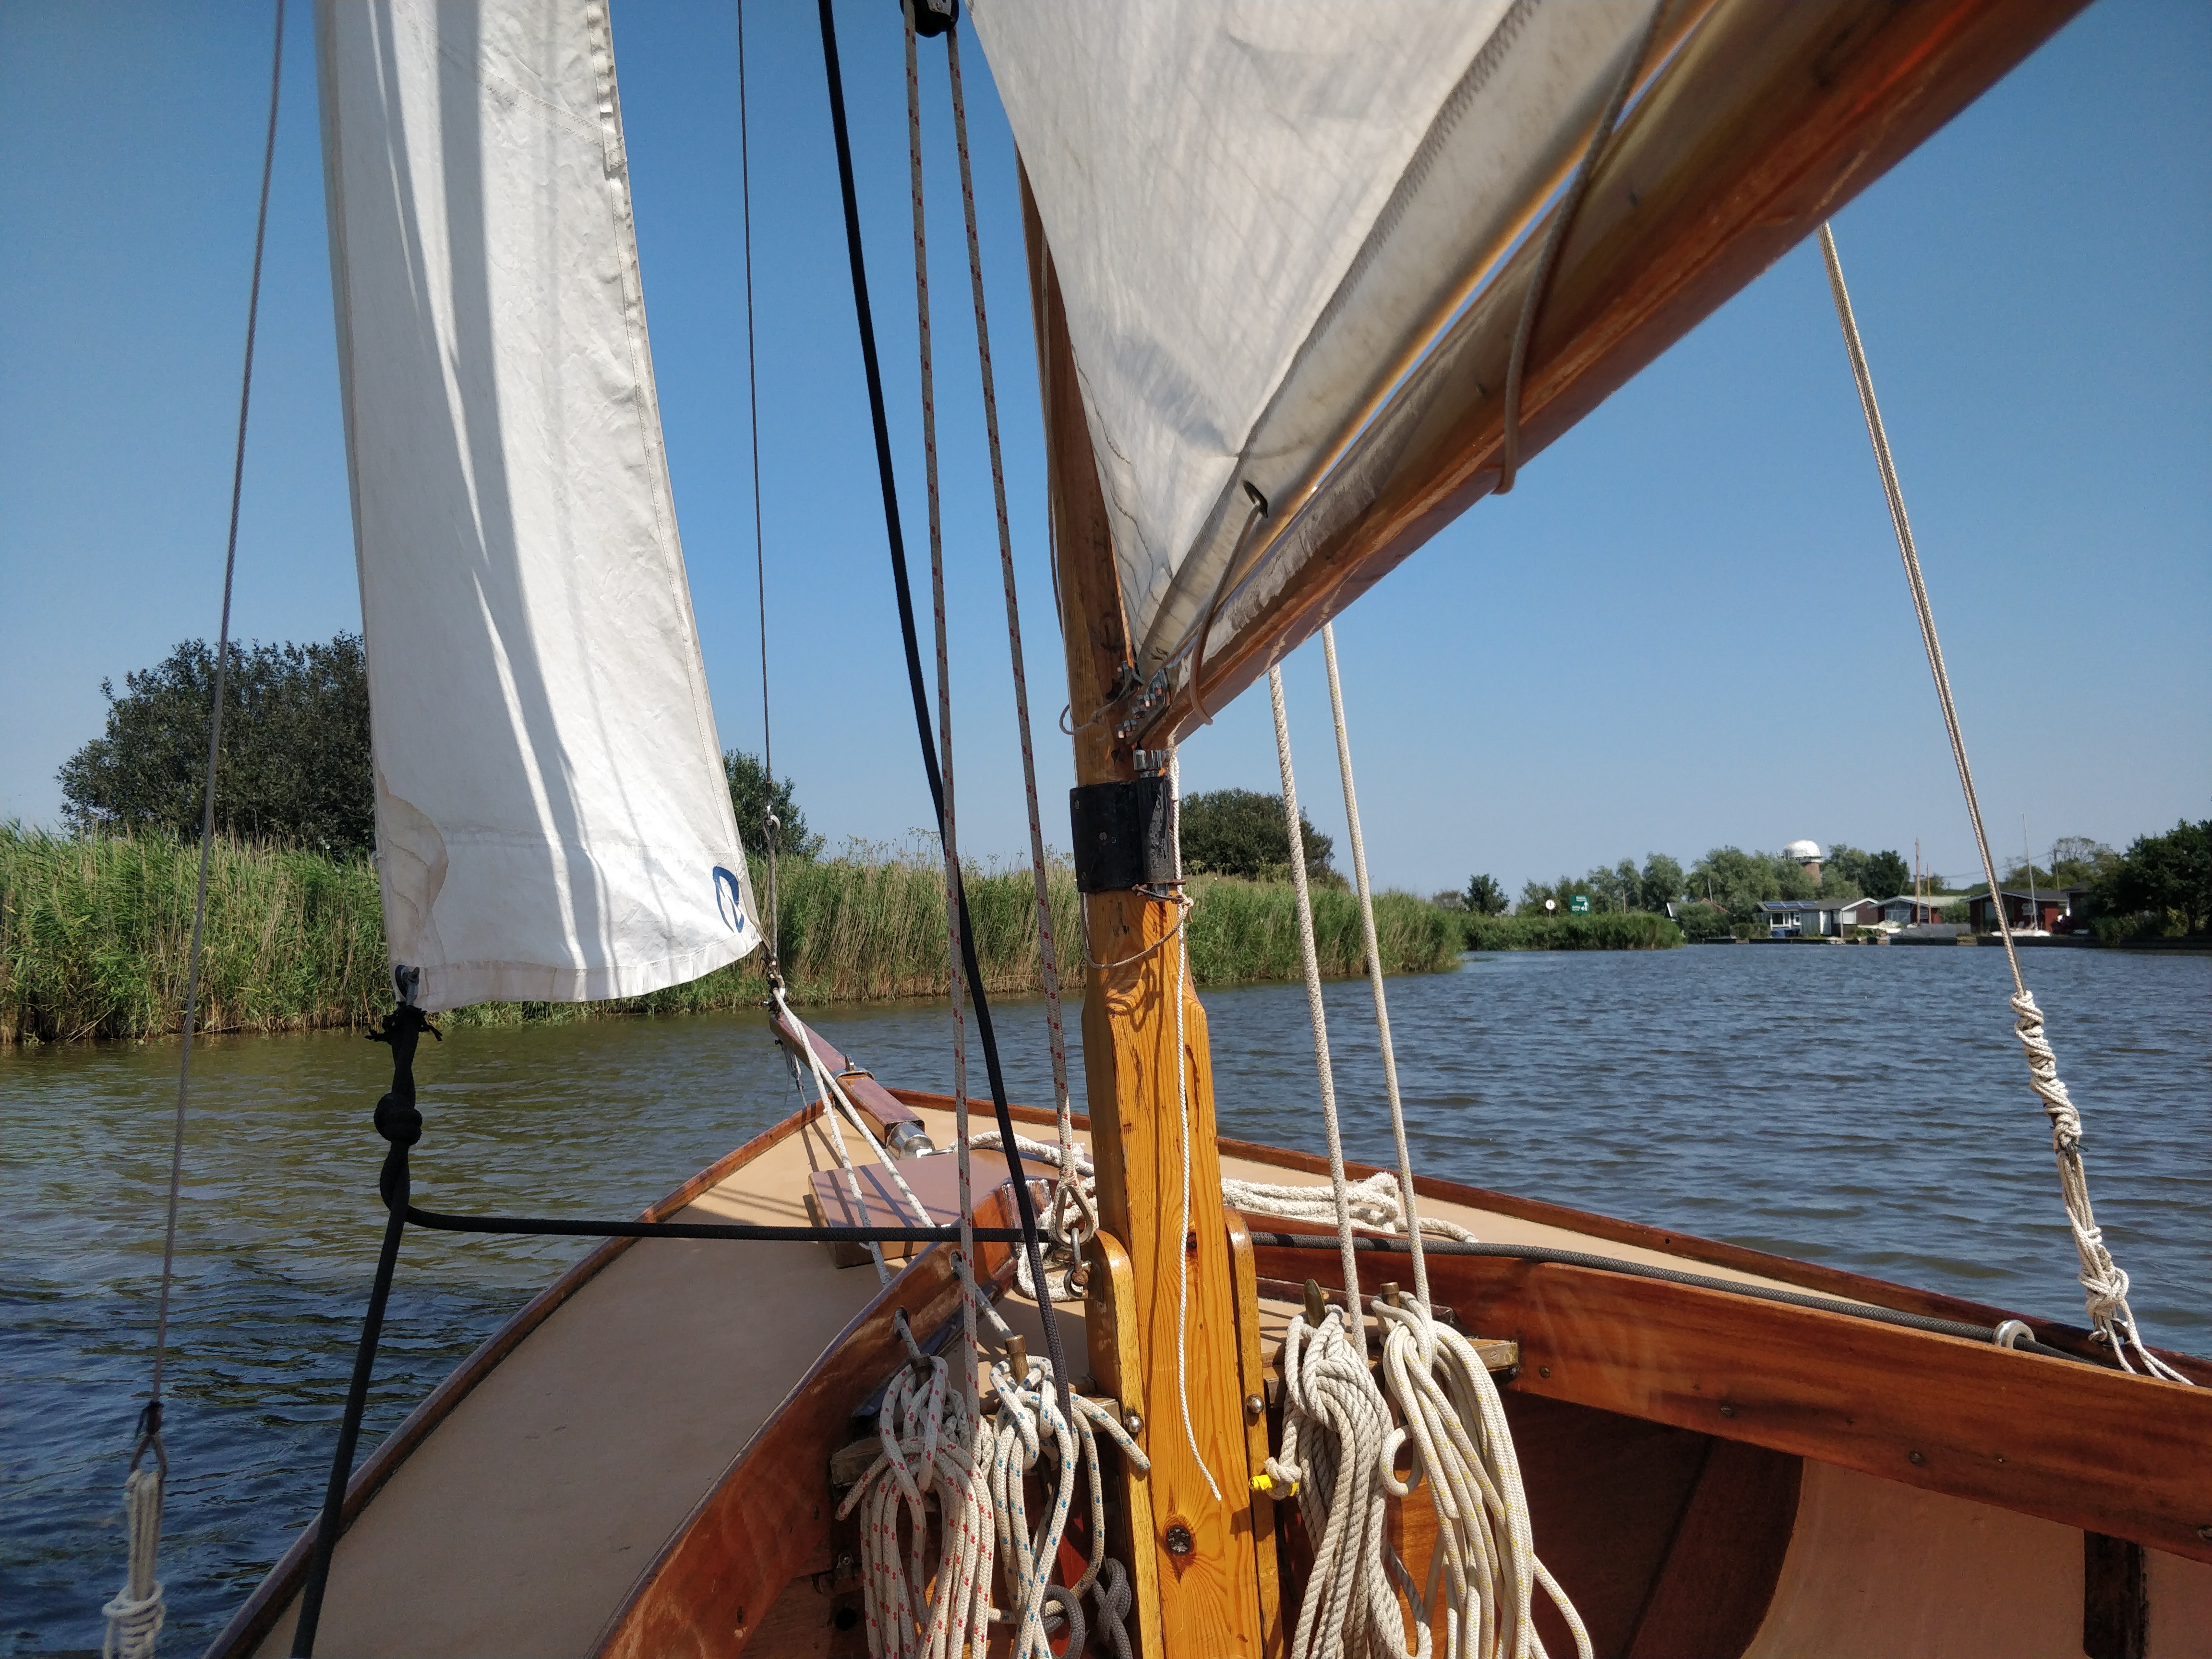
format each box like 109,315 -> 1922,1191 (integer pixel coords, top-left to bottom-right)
969,0 -> 1656,678
317,0 -> 758,1013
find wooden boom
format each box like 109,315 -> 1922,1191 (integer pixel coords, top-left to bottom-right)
1139,0 -> 2091,745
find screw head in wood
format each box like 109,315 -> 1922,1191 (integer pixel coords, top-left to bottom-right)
1719,1403 -> 1737,1419
1164,1522 -> 1194,1556
1244,1394 -> 1264,1419
1124,1408 -> 1143,1436
1908,1450 -> 1925,1466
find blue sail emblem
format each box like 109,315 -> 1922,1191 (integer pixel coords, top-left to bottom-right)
712,866 -> 750,938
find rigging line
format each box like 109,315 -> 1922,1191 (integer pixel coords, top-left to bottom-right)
904,0 -> 981,1406
815,0 -> 1068,1415
1496,0 -> 1670,496
144,0 -> 287,1435
1164,749 -> 1224,1506
944,26 -> 1079,1215
1267,666 -> 1364,1319
1815,223 -> 2185,1386
1319,623 -> 1433,1337
736,0 -> 778,959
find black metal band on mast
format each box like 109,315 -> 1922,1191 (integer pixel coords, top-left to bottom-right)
814,0 -> 1069,1407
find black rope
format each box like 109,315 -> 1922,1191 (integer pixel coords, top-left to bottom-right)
405,1207 -> 1027,1244
1248,1233 -> 2092,1366
815,0 -> 1069,1412
294,986 -> 437,1656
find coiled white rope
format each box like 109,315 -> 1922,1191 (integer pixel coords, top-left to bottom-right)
1273,649 -> 1588,1657
102,1464 -> 166,1659
1376,1297 -> 1592,1659
1269,1306 -> 1422,1659
971,1131 -> 1477,1280
839,1353 -> 995,1659
986,1349 -> 1152,1659
1817,224 -> 2186,1385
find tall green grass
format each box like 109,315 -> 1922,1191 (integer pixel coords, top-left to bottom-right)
1184,876 -> 1458,984
1462,912 -> 1684,951
1,826 -> 1458,1043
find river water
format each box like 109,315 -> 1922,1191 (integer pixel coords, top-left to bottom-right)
4,944 -> 2205,1654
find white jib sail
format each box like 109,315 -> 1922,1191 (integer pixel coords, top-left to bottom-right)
317,0 -> 759,1013
969,0 -> 1657,675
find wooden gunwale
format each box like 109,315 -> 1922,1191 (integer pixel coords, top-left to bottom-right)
887,1086 -> 2208,1384
1257,1241 -> 2212,1565
203,1102 -> 826,1659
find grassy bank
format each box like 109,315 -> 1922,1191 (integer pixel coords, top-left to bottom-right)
1463,912 -> 1684,951
1,827 -> 1457,1043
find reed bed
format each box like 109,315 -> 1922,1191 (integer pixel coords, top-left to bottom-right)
1463,912 -> 1684,951
1184,876 -> 1459,985
2,827 -> 1458,1043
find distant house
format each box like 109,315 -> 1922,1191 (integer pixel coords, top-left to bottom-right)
1758,898 -> 1850,938
1837,898 -> 1884,929
1878,895 -> 1946,925
1967,889 -> 2071,933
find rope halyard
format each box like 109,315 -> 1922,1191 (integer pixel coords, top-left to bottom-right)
1273,646 -> 1590,1657
111,6 -> 286,1650
943,18 -> 1092,1327
1816,223 -> 2186,1385
903,0 -> 986,1411
1166,747 -> 1227,1506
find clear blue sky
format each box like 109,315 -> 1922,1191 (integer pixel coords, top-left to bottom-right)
3,1 -> 2206,897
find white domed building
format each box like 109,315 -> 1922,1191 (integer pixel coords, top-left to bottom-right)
1784,839 -> 1823,884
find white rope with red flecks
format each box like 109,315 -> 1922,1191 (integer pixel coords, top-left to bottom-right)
1818,223 -> 2186,1384
945,22 -> 1088,1278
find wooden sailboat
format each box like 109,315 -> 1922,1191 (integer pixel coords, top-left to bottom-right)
203,2 -> 2209,1656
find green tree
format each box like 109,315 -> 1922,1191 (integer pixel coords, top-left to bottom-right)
1518,875 -> 1592,915
2095,820 -> 2211,934
58,634 -> 374,854
1637,853 -> 1685,914
1859,849 -> 1911,899
1178,788 -> 1333,882
1686,846 -> 1819,924
1464,873 -> 1509,916
724,750 -> 823,861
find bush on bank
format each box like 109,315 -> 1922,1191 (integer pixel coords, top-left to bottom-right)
0,826 -> 1458,1043
1462,912 -> 1684,951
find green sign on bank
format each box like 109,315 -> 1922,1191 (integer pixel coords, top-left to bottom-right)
1569,895 -> 1590,914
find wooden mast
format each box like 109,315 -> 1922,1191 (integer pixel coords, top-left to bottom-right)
1024,168 -> 1274,1658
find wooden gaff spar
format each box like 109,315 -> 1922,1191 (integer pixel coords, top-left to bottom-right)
196,2 -> 2212,1658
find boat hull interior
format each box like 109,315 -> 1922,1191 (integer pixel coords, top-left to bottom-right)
211,1079 -> 2212,1659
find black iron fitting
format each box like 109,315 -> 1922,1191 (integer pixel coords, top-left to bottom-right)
1070,777 -> 1177,893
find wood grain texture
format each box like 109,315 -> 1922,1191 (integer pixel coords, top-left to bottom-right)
204,1103 -> 824,1659
1148,0 -> 2091,744
1225,1210 -> 1286,1659
1022,162 -> 1133,785
1627,1439 -> 1803,1658
2083,1533 -> 2147,1659
1258,1245 -> 2212,1565
1082,888 -> 1265,1656
768,1003 -> 925,1145
1085,1228 -> 1165,1659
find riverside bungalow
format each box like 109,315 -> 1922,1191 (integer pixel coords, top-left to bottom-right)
1759,898 -> 1845,938
1879,895 -> 1947,925
1967,889 -> 2071,933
